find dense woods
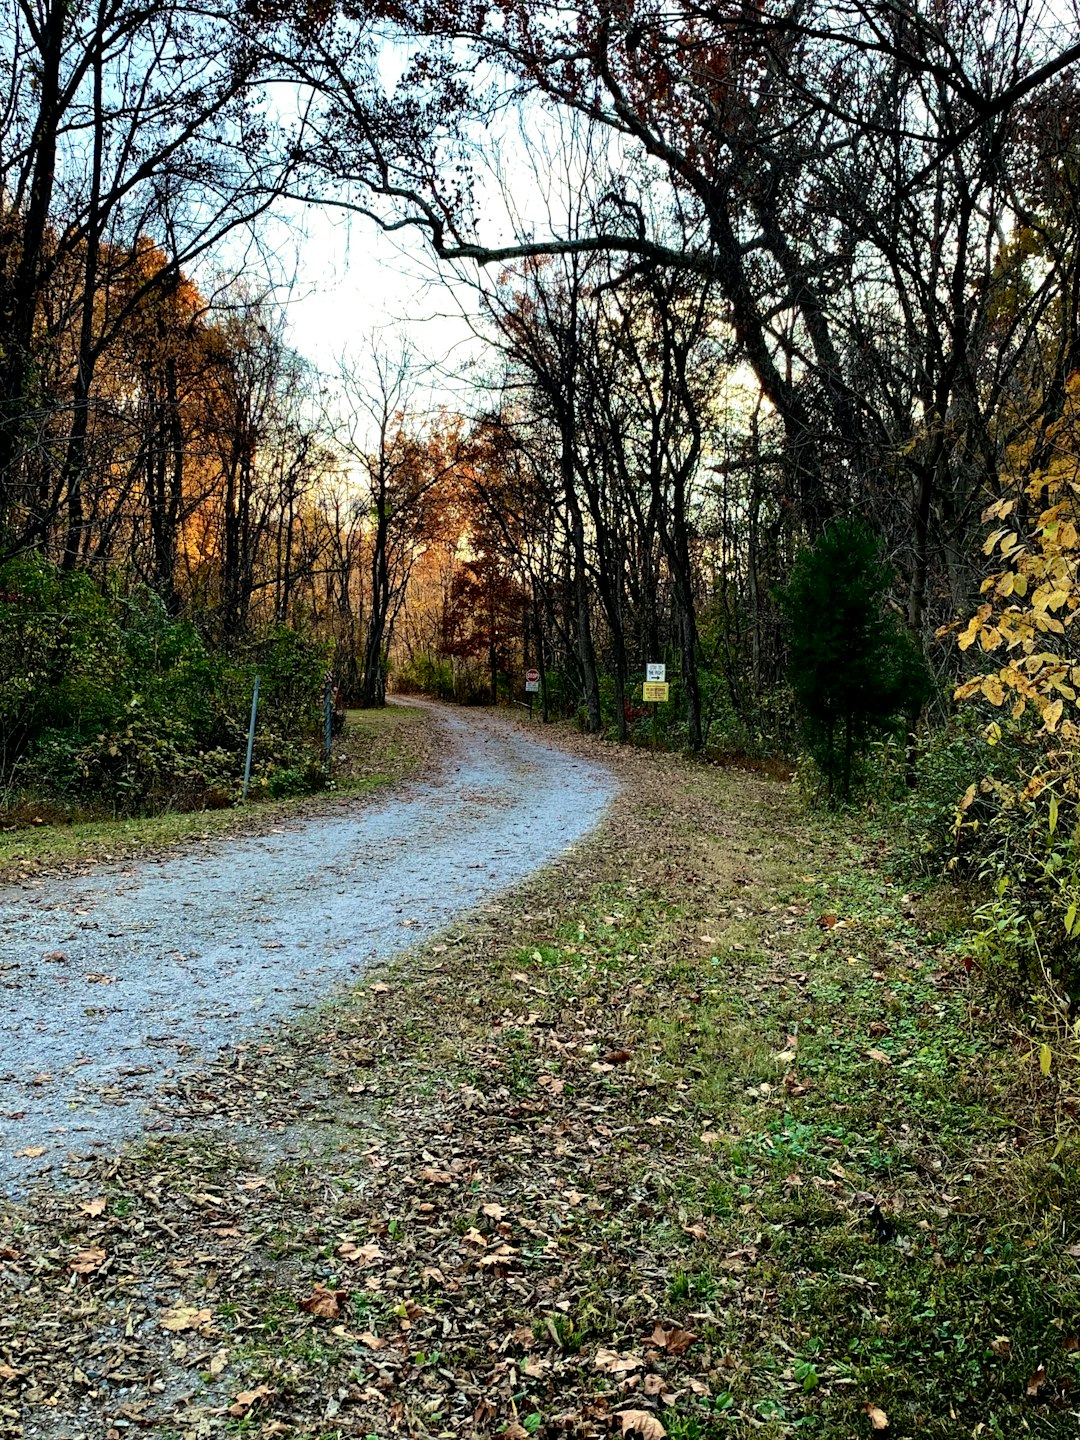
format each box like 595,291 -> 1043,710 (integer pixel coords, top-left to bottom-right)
3,0 -> 1080,985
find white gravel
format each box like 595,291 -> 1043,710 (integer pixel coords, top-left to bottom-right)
0,704 -> 616,1194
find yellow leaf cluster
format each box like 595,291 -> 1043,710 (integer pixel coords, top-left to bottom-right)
949,371 -> 1080,742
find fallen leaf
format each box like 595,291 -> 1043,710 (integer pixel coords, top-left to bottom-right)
865,1048 -> 892,1065
229,1384 -> 272,1415
337,1241 -> 383,1265
990,1336 -> 1011,1357
69,1246 -> 106,1274
160,1306 -> 212,1332
1027,1364 -> 1047,1397
0,1364 -> 18,1381
299,1283 -> 346,1319
358,1330 -> 386,1349
616,1410 -> 666,1440
864,1403 -> 889,1430
646,1324 -> 696,1356
603,1048 -> 633,1065
482,1202 -> 507,1220
78,1197 -> 107,1217
209,1349 -> 229,1377
595,1348 -> 642,1374
14,1146 -> 46,1158
421,1167 -> 454,1185
463,1227 -> 487,1246
699,1131 -> 721,1146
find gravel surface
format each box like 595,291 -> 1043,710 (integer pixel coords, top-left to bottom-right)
0,704 -> 616,1195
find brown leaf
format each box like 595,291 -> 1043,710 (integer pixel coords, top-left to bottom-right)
864,1403 -> 889,1430
865,1048 -> 892,1065
0,1364 -> 18,1381
14,1146 -> 46,1158
78,1197 -> 107,1217
482,1201 -> 508,1220
357,1331 -> 386,1350
299,1283 -> 347,1319
1027,1364 -> 1047,1397
720,1246 -> 758,1271
229,1384 -> 272,1415
616,1410 -> 666,1440
595,1348 -> 642,1375
663,1327 -> 697,1356
463,1227 -> 487,1246
421,1167 -> 455,1185
337,1241 -> 383,1265
818,914 -> 837,929
990,1336 -> 1011,1357
603,1048 -> 633,1065
646,1324 -> 696,1356
69,1246 -> 106,1274
160,1306 -> 212,1333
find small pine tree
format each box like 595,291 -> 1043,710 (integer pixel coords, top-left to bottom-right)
778,519 -> 932,800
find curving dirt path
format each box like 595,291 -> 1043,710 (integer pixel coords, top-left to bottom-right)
0,704 -> 617,1194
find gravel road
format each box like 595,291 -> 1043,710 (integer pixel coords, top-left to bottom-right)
0,704 -> 616,1195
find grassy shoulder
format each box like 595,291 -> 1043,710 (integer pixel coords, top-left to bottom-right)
0,702 -> 433,883
0,725 -> 1076,1440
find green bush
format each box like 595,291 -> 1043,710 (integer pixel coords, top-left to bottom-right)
393,652 -> 457,702
1,556 -> 330,817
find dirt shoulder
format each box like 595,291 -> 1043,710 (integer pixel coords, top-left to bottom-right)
1,722 -> 1077,1440
0,703 -> 438,886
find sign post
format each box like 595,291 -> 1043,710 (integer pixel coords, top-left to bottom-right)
242,674 -> 260,802
525,668 -> 540,718
643,663 -> 668,748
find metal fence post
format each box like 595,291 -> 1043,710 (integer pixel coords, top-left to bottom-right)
242,674 -> 260,802
325,680 -> 333,761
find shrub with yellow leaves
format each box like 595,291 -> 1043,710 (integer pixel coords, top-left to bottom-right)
947,372 -> 1080,1005
950,370 -> 1080,737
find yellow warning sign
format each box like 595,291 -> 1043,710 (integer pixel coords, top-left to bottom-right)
642,681 -> 670,703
